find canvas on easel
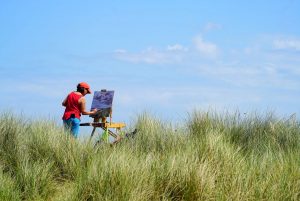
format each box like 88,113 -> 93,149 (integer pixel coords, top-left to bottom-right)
90,90 -> 114,118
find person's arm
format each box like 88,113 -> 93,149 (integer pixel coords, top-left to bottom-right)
78,97 -> 97,115
62,96 -> 67,107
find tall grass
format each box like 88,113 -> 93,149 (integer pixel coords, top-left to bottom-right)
0,111 -> 299,200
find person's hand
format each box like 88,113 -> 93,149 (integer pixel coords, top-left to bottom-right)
91,109 -> 98,114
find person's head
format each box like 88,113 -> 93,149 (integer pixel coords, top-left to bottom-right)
77,82 -> 92,95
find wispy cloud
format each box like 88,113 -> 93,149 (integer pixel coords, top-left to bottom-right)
193,35 -> 219,58
273,38 -> 300,51
114,22 -> 222,64
166,44 -> 188,52
195,62 -> 300,90
203,22 -> 222,32
114,35 -> 220,64
113,45 -> 188,64
113,32 -> 300,92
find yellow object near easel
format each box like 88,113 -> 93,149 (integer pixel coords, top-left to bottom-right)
80,89 -> 126,144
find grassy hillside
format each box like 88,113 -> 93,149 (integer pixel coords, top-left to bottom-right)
0,111 -> 299,201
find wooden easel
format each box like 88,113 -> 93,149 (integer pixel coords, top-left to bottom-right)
80,90 -> 126,144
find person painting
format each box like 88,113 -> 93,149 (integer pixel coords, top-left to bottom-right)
62,82 -> 97,138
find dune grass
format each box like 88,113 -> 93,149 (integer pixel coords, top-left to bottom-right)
0,111 -> 299,201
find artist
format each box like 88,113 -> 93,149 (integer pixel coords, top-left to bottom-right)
62,82 -> 97,138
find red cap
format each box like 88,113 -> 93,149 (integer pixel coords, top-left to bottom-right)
78,82 -> 92,94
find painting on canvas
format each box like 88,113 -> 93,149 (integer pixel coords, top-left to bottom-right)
91,90 -> 114,110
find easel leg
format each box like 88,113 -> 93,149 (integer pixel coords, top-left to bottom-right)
90,117 -> 100,141
90,127 -> 97,138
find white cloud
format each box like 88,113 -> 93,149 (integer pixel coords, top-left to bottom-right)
113,34 -> 300,91
114,45 -> 188,64
114,48 -> 168,64
193,35 -> 219,58
203,22 -> 222,32
166,44 -> 188,52
273,39 -> 300,50
114,34 -> 220,63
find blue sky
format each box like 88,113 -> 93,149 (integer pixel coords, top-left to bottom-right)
1,0 -> 300,129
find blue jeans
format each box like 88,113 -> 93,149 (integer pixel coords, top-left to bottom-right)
63,118 -> 80,138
